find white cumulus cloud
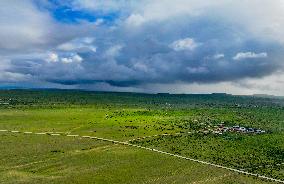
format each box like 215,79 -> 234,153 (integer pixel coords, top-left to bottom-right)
233,52 -> 268,60
46,52 -> 59,63
170,38 -> 200,51
57,37 -> 96,52
61,54 -> 83,64
213,54 -> 225,60
125,14 -> 146,27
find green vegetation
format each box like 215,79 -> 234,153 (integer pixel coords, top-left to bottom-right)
0,89 -> 283,183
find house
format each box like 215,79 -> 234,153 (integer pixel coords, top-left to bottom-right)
247,128 -> 254,133
232,126 -> 240,131
239,127 -> 247,132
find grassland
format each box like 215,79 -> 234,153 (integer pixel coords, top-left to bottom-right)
0,90 -> 283,183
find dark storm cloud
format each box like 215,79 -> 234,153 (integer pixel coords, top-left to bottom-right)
1,0 -> 284,92
6,16 -> 284,87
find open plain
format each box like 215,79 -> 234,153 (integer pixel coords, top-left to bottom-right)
0,90 -> 283,183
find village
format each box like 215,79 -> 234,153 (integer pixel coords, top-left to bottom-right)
0,99 -> 9,105
200,123 -> 266,135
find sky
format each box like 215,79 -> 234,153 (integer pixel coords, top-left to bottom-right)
1,0 -> 284,95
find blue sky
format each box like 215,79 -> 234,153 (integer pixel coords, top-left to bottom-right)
1,0 -> 284,95
45,1 -> 119,23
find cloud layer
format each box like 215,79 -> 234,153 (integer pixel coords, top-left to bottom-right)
1,0 -> 284,95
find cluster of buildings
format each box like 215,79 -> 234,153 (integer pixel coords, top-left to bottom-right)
0,99 -> 9,105
212,124 -> 266,135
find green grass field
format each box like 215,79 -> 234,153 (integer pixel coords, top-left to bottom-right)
0,133 -> 277,184
0,90 -> 283,183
